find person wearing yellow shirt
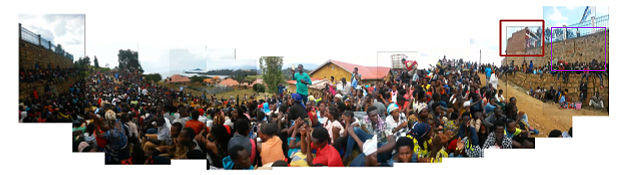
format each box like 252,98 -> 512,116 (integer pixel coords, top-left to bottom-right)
505,119 -> 533,148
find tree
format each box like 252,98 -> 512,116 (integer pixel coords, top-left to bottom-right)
55,44 -> 65,56
143,73 -> 162,82
253,83 -> 266,93
74,57 -> 82,66
117,49 -> 142,72
259,56 -> 284,94
189,75 -> 206,83
94,56 -> 100,68
232,73 -> 248,86
83,56 -> 91,67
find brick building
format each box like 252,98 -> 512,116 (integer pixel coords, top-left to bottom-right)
506,27 -> 541,55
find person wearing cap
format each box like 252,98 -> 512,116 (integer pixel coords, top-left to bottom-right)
385,103 -> 409,138
405,122 -> 434,160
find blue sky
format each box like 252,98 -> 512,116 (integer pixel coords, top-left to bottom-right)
543,6 -> 609,28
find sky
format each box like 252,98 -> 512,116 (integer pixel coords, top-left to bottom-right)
139,45 -> 236,78
82,4 -> 576,75
18,14 -> 85,59
85,42 -> 138,69
543,6 -> 609,28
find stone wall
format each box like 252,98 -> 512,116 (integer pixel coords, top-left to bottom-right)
502,30 -> 609,68
19,40 -> 78,101
19,78 -> 80,101
19,40 -> 74,69
500,73 -> 608,107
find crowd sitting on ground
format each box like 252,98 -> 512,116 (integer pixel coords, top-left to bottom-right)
62,66 -> 280,165
23,56 -> 594,168
192,58 -> 540,170
19,79 -> 87,123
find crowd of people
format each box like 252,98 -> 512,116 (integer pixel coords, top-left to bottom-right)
21,56 -> 591,168
61,66 -> 278,165
19,65 -> 88,123
498,59 -> 607,111
198,58 -> 542,169
19,62 -> 84,84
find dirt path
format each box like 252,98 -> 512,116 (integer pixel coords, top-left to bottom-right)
477,73 -> 608,137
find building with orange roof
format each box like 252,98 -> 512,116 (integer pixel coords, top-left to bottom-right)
218,78 -> 239,86
168,74 -> 191,85
308,59 -> 392,85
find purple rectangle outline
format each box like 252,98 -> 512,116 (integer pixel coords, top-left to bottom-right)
550,27 -> 607,71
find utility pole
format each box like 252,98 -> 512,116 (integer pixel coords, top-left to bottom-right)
479,49 -> 481,65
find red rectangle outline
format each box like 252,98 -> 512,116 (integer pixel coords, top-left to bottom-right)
499,19 -> 545,57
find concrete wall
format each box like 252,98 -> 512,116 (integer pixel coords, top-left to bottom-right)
502,30 -> 609,67
500,73 -> 608,107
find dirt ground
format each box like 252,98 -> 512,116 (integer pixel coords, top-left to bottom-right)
477,73 -> 608,137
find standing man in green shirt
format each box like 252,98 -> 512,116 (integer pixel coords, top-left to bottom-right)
291,64 -> 311,104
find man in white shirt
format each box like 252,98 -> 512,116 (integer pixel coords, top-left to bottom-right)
155,115 -> 172,145
490,72 -> 498,90
495,89 -> 506,109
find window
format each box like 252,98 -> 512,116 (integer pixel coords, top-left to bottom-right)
332,66 -> 335,70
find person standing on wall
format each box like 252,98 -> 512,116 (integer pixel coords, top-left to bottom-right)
291,64 -> 311,104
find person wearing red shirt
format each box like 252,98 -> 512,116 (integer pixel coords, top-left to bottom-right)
185,110 -> 205,135
305,127 -> 344,167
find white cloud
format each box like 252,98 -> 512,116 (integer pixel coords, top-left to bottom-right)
19,14 -> 85,59
565,6 -> 577,10
548,6 -> 568,22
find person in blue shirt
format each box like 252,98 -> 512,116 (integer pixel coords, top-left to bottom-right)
351,67 -> 362,88
277,83 -> 285,99
485,66 -> 492,83
485,97 -> 497,114
291,64 -> 311,104
529,60 -> 533,72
